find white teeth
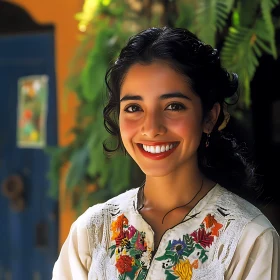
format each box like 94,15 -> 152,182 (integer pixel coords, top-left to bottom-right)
142,144 -> 176,154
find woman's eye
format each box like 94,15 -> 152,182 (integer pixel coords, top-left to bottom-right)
124,105 -> 141,113
165,103 -> 186,111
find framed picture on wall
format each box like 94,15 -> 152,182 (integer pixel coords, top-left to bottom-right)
17,75 -> 48,148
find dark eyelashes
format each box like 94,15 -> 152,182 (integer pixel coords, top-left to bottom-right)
123,102 -> 187,113
165,103 -> 186,111
124,104 -> 142,113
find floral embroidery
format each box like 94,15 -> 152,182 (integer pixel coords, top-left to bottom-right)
109,214 -> 152,280
173,259 -> 192,279
155,214 -> 223,279
115,255 -> 133,274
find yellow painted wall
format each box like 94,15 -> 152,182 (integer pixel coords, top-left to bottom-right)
10,0 -> 82,249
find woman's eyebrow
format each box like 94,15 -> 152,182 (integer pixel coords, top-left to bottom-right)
120,94 -> 142,102
120,92 -> 191,102
160,92 -> 191,100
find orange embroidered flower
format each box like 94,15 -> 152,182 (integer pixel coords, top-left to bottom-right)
116,255 -> 133,274
111,214 -> 128,240
173,259 -> 193,280
204,214 -> 212,227
203,214 -> 223,237
211,222 -> 223,237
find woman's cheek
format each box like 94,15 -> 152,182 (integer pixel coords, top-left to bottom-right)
170,118 -> 202,138
119,118 -> 139,141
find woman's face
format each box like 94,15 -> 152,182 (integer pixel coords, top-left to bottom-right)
119,61 -> 211,177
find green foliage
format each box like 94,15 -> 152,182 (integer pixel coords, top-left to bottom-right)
195,0 -> 235,46
47,0 -> 279,214
220,0 -> 279,107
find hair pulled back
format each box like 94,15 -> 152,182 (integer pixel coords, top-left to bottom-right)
103,26 -> 259,200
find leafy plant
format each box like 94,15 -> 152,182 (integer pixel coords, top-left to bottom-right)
47,0 -> 279,214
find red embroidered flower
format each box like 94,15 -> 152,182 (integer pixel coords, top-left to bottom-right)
190,227 -> 214,248
116,255 -> 133,274
135,232 -> 146,251
127,225 -> 136,239
116,231 -> 126,247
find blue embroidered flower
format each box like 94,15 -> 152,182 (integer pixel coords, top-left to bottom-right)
171,239 -> 186,256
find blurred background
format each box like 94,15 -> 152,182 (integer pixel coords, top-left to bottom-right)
0,0 -> 279,279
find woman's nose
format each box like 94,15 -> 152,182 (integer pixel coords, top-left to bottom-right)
141,112 -> 167,138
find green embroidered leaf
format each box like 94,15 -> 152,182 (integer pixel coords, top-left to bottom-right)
135,268 -> 148,280
166,240 -> 172,251
165,270 -> 178,280
134,258 -> 141,268
109,244 -> 117,258
181,249 -> 194,258
174,253 -> 180,264
130,231 -> 138,247
183,234 -> 195,256
129,248 -> 142,258
126,265 -> 138,278
118,274 -> 126,280
195,244 -> 209,263
195,243 -> 205,250
155,250 -> 176,262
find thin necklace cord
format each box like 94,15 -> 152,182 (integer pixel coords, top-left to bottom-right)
137,179 -> 204,224
161,179 -> 204,224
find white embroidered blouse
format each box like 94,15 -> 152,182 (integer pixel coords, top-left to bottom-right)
52,184 -> 280,279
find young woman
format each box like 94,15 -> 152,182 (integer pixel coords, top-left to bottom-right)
52,26 -> 280,279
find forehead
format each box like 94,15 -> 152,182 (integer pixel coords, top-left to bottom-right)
120,62 -> 194,97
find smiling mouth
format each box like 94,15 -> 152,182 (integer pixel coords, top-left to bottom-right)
142,143 -> 178,153
137,142 -> 179,160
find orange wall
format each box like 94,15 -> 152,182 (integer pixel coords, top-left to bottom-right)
10,0 -> 82,249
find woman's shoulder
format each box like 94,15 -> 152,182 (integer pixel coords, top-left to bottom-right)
214,184 -> 278,236
243,212 -> 279,237
215,184 -> 262,220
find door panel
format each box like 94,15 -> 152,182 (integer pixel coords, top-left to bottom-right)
0,32 -> 58,280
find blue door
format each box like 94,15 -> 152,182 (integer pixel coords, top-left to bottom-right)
0,32 -> 58,280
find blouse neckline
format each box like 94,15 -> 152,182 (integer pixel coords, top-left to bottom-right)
129,183 -> 224,236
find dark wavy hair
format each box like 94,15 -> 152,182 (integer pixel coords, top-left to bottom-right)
103,26 -> 261,201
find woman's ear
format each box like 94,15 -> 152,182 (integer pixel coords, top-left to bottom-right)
203,103 -> 221,133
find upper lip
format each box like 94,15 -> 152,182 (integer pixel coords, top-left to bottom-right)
137,141 -> 179,146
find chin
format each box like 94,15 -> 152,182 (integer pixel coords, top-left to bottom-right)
139,166 -> 173,178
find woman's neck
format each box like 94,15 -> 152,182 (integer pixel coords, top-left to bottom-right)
142,169 -> 207,212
